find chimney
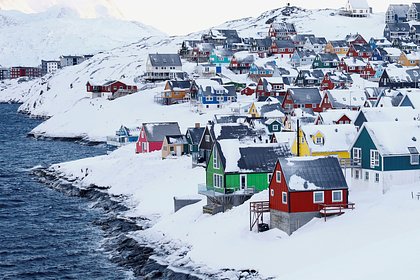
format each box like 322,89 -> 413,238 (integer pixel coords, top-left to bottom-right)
195,123 -> 201,128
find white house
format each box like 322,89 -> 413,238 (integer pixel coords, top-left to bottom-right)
343,0 -> 370,17
145,54 -> 184,82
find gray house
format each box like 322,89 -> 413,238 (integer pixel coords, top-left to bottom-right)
145,54 -> 184,82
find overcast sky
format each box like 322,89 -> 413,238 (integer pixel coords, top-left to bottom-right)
0,0 -> 416,35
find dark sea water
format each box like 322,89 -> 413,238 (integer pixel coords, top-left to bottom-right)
0,103 -> 131,279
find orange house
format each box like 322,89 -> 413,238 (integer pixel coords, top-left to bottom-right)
160,80 -> 191,105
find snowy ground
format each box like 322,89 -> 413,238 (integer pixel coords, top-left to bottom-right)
50,143 -> 420,280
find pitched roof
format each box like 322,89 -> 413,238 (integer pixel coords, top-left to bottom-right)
358,107 -> 419,123
329,40 -> 348,48
386,23 -> 410,32
167,80 -> 191,90
213,123 -> 262,141
348,0 -> 369,9
317,53 -> 340,62
361,121 -> 420,156
273,39 -> 295,48
142,122 -> 181,142
165,135 -> 188,145
327,89 -> 367,108
214,114 -> 247,124
301,124 -> 358,153
187,127 -> 205,145
318,109 -> 359,124
148,54 -> 182,67
288,88 -> 322,104
388,4 -> 409,17
279,156 -> 348,192
308,37 -> 327,45
216,139 -> 291,173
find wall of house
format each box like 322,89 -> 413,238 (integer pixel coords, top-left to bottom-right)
289,189 -> 348,212
291,129 -> 311,156
225,172 -> 271,192
312,151 -> 350,159
270,209 -> 320,235
206,148 -> 225,190
351,127 -> 382,171
269,162 -> 290,212
383,155 -> 420,171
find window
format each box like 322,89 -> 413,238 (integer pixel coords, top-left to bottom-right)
213,150 -> 219,169
365,171 -> 369,181
315,137 -> 323,144
370,150 -> 379,168
272,124 -> 279,131
282,192 -> 287,204
213,174 -> 223,188
206,96 -> 213,102
268,173 -> 272,183
408,147 -> 419,165
205,135 -> 210,142
332,190 -> 343,202
270,189 -> 275,197
355,169 -> 360,179
375,173 -> 380,183
276,171 -> 282,182
313,191 -> 324,203
300,137 -> 305,144
141,130 -> 145,138
353,148 -> 361,164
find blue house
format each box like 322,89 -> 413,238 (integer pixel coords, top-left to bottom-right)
371,48 -> 386,61
196,80 -> 237,109
209,48 -> 234,65
350,121 -> 420,192
106,125 -> 140,148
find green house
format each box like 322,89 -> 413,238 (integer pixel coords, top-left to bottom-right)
209,48 -> 233,65
350,121 -> 420,192
312,53 -> 340,69
205,139 -> 290,194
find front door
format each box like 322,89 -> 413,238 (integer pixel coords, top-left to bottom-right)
240,174 -> 247,190
176,145 -> 182,156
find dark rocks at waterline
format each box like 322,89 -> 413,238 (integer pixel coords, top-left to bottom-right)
34,168 -> 202,280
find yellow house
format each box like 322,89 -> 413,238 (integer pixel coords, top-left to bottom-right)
291,124 -> 357,159
248,97 -> 282,118
398,52 -> 420,67
325,40 -> 349,55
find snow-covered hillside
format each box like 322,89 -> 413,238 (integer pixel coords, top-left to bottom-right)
0,6 -> 385,140
0,6 -> 165,66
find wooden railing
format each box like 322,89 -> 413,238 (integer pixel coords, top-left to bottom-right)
249,201 -> 270,231
318,202 -> 355,222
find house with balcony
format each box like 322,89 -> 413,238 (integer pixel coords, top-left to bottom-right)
145,53 -> 184,82
385,4 -> 409,23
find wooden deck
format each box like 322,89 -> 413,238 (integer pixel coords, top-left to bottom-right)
319,203 -> 355,221
249,201 -> 270,232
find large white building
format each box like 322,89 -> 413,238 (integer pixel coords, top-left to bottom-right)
342,0 -> 370,17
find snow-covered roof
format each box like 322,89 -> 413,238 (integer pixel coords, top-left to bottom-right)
165,135 -> 188,145
148,54 -> 182,67
341,57 -> 366,67
383,47 -> 402,57
216,139 -> 290,173
361,121 -> 420,156
348,0 -> 369,9
143,122 -> 181,142
279,156 -> 348,192
272,132 -> 295,147
318,109 -> 359,125
327,89 -> 367,108
399,90 -> 420,109
301,124 -> 358,153
359,107 -> 420,123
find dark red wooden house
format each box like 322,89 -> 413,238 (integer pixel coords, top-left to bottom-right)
10,67 -> 42,79
345,33 -> 367,46
320,72 -> 353,91
255,77 -> 285,98
281,87 -> 322,113
360,62 -> 376,80
241,85 -> 256,96
135,122 -> 181,154
269,156 -> 349,235
86,80 -> 137,94
346,44 -> 372,59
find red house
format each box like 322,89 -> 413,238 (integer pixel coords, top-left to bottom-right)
338,57 -> 366,74
345,33 -> 367,46
346,44 -> 372,59
135,122 -> 181,153
320,72 -> 353,91
10,67 -> 42,79
318,91 -> 333,112
240,85 -> 256,96
269,40 -> 295,58
282,87 -> 322,113
269,156 -> 349,235
255,77 -> 285,98
86,80 -> 138,98
360,62 -> 376,80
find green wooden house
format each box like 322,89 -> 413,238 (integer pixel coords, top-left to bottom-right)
350,121 -> 420,192
312,53 -> 340,69
209,48 -> 234,65
205,139 -> 290,194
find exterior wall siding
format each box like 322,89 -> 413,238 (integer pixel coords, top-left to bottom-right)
206,148 -> 225,190
383,155 -> 420,171
351,127 -> 382,171
225,172 -> 271,192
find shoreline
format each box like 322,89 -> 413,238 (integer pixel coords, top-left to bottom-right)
31,166 -> 204,279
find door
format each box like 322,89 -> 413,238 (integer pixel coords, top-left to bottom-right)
240,174 -> 247,190
176,145 -> 182,156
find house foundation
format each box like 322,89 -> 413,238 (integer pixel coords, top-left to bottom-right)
270,209 -> 320,235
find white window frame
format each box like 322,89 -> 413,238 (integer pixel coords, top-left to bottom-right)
213,150 -> 219,169
353,147 -> 361,164
270,188 -> 275,197
205,135 -> 210,142
410,154 -> 420,165
272,124 -> 279,131
240,174 -> 247,189
332,190 -> 343,202
276,171 -> 282,183
315,137 -> 323,144
370,149 -> 379,168
282,192 -> 287,204
313,191 -> 324,203
213,174 -> 223,188
355,169 -> 360,179
268,173 -> 272,184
